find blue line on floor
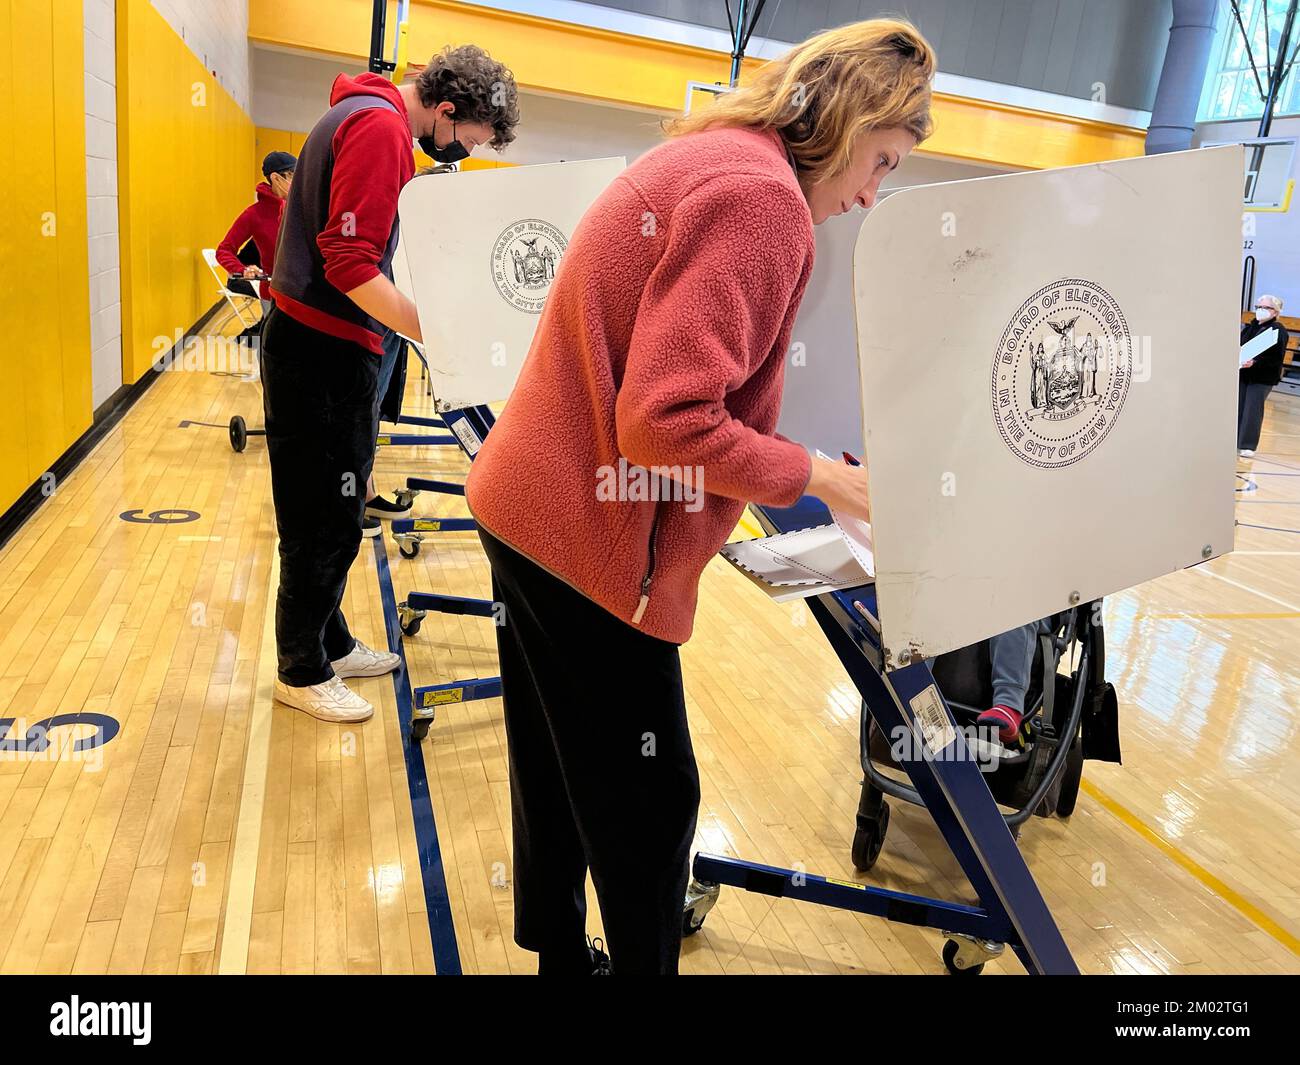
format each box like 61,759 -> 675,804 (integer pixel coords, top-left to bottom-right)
372,535 -> 463,975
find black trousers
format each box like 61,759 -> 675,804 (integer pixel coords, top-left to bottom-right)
1238,379 -> 1273,451
228,278 -> 268,339
261,306 -> 379,685
479,529 -> 700,975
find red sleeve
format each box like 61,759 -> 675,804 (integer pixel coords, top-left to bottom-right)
318,108 -> 412,294
615,174 -> 814,506
216,205 -> 255,276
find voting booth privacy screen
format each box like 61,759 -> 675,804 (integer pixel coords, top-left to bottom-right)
848,146 -> 1240,662
396,157 -> 626,409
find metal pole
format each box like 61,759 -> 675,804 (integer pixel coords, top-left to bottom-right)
1259,0 -> 1300,137
368,0 -> 388,75
391,0 -> 410,66
729,0 -> 748,87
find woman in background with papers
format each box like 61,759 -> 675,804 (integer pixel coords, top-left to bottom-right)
1239,294 -> 1289,458
465,20 -> 936,975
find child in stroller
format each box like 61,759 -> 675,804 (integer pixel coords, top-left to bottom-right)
851,603 -> 1119,871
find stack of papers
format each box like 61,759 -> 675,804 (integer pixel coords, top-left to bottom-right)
721,520 -> 874,602
1241,327 -> 1279,367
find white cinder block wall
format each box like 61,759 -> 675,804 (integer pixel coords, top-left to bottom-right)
83,1 -> 252,410
150,0 -> 250,113
84,0 -> 122,411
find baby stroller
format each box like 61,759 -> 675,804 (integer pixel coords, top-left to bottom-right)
851,602 -> 1121,871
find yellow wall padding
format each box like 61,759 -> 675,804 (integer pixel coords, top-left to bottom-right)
118,0 -> 256,385
0,0 -> 93,512
255,126 -> 518,177
249,0 -> 1146,170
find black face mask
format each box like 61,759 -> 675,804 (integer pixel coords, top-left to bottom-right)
418,119 -> 469,164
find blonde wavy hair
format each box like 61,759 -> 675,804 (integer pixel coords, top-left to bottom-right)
668,18 -> 936,185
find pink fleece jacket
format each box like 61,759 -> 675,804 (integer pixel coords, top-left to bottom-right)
465,126 -> 816,644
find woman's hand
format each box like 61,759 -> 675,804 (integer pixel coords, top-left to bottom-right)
806,455 -> 872,522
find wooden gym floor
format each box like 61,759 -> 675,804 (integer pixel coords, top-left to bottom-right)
0,308 -> 1297,975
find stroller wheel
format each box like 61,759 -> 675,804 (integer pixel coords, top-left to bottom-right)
1056,737 -> 1085,817
851,800 -> 890,872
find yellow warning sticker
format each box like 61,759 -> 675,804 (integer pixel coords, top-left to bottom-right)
376,436 -> 391,445
413,520 -> 442,532
423,687 -> 463,707
825,877 -> 867,891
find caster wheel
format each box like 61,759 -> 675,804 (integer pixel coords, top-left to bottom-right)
401,617 -> 423,637
394,489 -> 416,509
399,541 -> 420,560
942,938 -> 985,976
1056,737 -> 1084,817
410,718 -> 431,743
682,908 -> 706,938
229,416 -> 247,453
851,800 -> 890,872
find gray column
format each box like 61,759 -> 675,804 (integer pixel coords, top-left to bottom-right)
1146,0 -> 1219,154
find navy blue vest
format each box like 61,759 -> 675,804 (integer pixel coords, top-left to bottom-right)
271,94 -> 403,343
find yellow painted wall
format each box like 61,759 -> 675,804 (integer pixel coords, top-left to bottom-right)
249,0 -> 1147,171
0,0 -> 93,513
118,0 -> 255,384
254,125 -> 516,182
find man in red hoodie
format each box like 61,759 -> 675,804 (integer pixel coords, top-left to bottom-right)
263,48 -> 519,723
215,150 -> 296,329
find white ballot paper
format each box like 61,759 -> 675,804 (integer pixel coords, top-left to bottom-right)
829,507 -> 876,575
720,524 -> 874,602
1241,327 -> 1280,366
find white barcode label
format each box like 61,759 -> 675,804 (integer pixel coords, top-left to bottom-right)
910,684 -> 956,756
452,418 -> 482,456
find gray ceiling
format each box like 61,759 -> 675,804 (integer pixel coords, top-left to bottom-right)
588,0 -> 1176,111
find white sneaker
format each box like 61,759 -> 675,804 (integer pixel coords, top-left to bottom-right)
1239,449 -> 1256,458
331,639 -> 401,678
274,676 -> 374,722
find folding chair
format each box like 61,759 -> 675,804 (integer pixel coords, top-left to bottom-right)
202,248 -> 263,333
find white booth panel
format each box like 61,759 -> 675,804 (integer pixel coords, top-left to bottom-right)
850,146 -> 1241,663
397,157 -> 625,408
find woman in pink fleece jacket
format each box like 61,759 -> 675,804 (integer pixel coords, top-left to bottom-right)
465,19 -> 936,975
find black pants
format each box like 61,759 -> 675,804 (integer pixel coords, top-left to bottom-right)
1238,379 -> 1273,451
261,306 -> 379,685
479,529 -> 700,975
228,278 -> 268,339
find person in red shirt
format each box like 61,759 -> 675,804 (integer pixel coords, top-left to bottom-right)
465,19 -> 935,975
262,48 -> 519,725
215,151 -> 296,333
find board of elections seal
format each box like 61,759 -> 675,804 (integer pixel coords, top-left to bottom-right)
491,219 -> 567,314
991,278 -> 1132,470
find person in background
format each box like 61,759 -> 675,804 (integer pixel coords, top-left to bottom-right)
1239,294 -> 1290,458
362,164 -> 460,534
215,150 -> 296,336
360,327 -> 413,537
263,47 -> 519,723
975,618 -> 1056,747
465,19 -> 934,974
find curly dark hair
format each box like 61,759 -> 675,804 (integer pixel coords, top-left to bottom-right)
414,44 -> 520,150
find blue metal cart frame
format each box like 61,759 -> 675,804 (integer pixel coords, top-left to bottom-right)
388,403 -> 503,740
684,497 -> 1079,975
